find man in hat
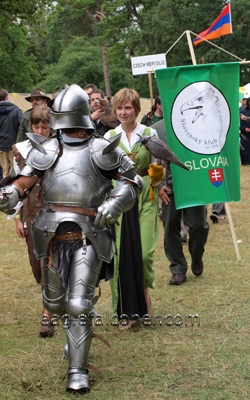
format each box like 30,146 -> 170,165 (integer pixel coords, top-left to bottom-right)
16,88 -> 50,142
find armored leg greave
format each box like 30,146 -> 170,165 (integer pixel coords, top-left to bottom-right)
65,245 -> 102,393
65,317 -> 93,393
42,243 -> 103,393
42,259 -> 67,316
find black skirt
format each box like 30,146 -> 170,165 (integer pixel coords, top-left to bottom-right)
117,200 -> 147,319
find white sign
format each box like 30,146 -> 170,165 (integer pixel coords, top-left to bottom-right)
243,83 -> 250,98
131,53 -> 166,76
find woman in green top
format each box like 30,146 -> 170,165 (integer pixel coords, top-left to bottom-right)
105,88 -> 160,330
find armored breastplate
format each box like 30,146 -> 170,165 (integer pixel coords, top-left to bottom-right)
41,142 -> 112,208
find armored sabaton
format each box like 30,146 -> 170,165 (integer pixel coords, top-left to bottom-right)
19,132 -> 143,393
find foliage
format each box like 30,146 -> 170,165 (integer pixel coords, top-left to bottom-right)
0,0 -> 53,92
2,0 -> 250,93
0,25 -> 40,92
39,36 -> 104,92
1,0 -> 53,29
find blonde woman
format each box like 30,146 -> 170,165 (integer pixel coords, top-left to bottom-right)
105,88 -> 160,329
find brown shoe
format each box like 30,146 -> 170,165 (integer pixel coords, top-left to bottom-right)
39,323 -> 54,338
191,261 -> 204,276
169,274 -> 187,285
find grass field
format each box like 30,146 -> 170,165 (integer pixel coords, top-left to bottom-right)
1,166 -> 250,399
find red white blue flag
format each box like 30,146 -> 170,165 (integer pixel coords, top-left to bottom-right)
193,3 -> 232,46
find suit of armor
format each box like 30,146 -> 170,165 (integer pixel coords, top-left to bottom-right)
0,85 -> 143,394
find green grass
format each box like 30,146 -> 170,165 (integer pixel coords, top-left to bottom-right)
1,166 -> 250,399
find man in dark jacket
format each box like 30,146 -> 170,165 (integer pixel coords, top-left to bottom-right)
16,88 -> 50,142
0,89 -> 23,178
240,97 -> 250,165
152,119 -> 209,285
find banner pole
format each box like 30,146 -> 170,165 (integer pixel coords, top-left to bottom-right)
224,202 -> 241,261
184,30 -> 240,261
185,30 -> 197,65
148,73 -> 154,106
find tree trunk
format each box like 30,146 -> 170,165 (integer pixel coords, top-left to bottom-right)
102,45 -> 112,96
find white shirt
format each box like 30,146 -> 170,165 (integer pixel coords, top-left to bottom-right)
104,122 -> 158,151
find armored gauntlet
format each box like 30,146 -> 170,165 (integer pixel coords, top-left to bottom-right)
0,185 -> 20,214
94,183 -> 140,227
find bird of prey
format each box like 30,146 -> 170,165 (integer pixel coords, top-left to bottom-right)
137,134 -> 189,180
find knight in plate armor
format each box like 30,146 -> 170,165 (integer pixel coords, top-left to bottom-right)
0,84 -> 143,394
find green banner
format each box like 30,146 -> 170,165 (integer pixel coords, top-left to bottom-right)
156,62 -> 240,209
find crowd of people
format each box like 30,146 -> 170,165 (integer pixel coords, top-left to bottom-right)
0,85 -> 244,394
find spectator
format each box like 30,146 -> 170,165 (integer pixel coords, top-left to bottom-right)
240,97 -> 250,165
140,96 -> 163,127
240,98 -> 247,111
90,89 -> 119,135
12,106 -> 54,337
16,88 -> 50,142
84,83 -> 97,96
152,119 -> 209,285
0,89 -> 22,178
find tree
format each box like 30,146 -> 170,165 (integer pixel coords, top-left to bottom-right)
0,0 -> 53,91
39,36 -> 105,92
1,0 -> 53,29
3,0 -> 250,93
0,25 -> 40,92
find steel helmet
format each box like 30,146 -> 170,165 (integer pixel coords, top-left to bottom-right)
50,84 -> 94,132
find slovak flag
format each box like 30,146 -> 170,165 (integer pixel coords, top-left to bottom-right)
208,168 -> 224,187
193,3 -> 232,46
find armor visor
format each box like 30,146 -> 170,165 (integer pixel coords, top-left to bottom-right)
50,111 -> 94,133
50,84 -> 95,133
